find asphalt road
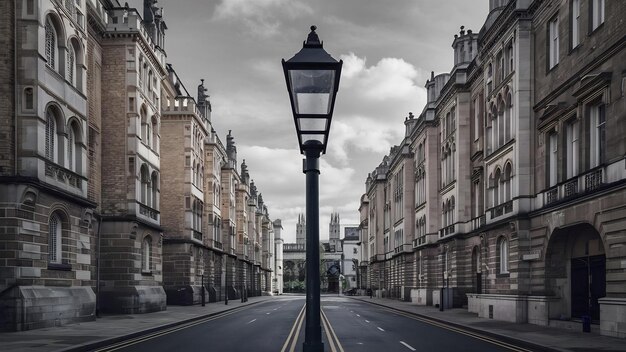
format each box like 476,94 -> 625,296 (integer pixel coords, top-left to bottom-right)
321,296 -> 521,352
96,295 -> 533,352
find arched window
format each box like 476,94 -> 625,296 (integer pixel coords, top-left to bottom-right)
140,164 -> 149,205
498,98 -> 505,146
67,125 -> 74,171
48,213 -> 62,263
67,44 -> 75,85
498,237 -> 509,274
45,18 -> 57,70
494,168 -> 501,206
151,172 -> 158,210
142,236 -> 152,273
140,106 -> 147,141
504,163 -> 512,202
146,120 -> 151,147
45,111 -> 56,161
151,116 -> 158,150
506,92 -> 513,141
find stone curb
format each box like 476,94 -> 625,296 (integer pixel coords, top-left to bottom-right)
349,297 -> 562,352
56,300 -> 267,352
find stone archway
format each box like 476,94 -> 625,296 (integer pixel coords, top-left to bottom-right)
545,223 -> 606,322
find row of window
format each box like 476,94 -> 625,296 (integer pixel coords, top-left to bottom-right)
47,210 -> 155,273
45,106 -> 83,174
45,15 -> 83,90
548,0 -> 605,70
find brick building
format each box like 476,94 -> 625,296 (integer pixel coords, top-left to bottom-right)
360,0 -> 626,338
0,0 -> 278,330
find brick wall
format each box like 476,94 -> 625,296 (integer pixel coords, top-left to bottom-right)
159,121 -> 186,236
0,0 -> 15,176
100,42 -> 129,214
86,31 -> 103,207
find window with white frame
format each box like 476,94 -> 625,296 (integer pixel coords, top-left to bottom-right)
589,102 -> 605,168
45,110 -> 56,161
67,45 -> 75,85
549,132 -> 558,186
566,120 -> 579,178
473,98 -> 480,142
142,236 -> 152,272
549,16 -> 559,69
506,93 -> 513,141
498,237 -> 509,274
591,0 -> 605,31
67,125 -> 74,171
45,18 -> 57,70
151,172 -> 158,209
140,164 -> 150,205
48,213 -> 62,264
571,0 -> 580,48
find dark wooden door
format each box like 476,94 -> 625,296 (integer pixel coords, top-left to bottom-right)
571,255 -> 605,321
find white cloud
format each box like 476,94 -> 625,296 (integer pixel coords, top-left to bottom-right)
214,0 -> 313,37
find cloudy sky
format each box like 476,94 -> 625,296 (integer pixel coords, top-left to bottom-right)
130,0 -> 489,243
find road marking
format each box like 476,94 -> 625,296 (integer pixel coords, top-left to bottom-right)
246,319 -> 257,324
280,304 -> 305,352
377,327 -> 385,332
321,311 -> 338,352
400,341 -> 416,351
356,314 -> 361,317
93,301 -> 271,351
273,308 -> 278,310
365,302 -> 534,352
266,312 -> 271,315
321,308 -> 345,352
365,320 -> 370,323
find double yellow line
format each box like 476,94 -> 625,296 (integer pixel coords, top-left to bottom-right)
94,304 -> 257,352
321,308 -> 344,352
280,305 -> 305,352
280,305 -> 344,352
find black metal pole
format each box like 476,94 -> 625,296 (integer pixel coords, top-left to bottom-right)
303,142 -> 323,352
202,274 -> 205,306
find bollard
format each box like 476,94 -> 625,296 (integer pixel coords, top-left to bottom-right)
201,274 -> 205,307
439,288 -> 444,311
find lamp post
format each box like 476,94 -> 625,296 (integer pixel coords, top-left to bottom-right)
282,25 -> 342,352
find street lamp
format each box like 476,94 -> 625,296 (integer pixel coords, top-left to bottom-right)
282,25 -> 342,352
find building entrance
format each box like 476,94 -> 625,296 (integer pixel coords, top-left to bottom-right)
571,255 -> 605,321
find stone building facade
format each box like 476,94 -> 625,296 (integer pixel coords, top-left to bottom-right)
359,0 -> 626,338
0,0 -> 277,331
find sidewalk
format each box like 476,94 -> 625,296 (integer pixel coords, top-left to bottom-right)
0,296 -> 273,352
350,296 -> 626,352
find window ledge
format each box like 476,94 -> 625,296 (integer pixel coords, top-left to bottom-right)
141,271 -> 153,276
48,262 -> 72,271
496,272 -> 510,278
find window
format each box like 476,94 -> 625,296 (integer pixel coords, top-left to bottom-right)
151,172 -> 158,209
498,237 -> 509,274
67,46 -> 75,85
549,132 -> 558,186
566,120 -> 579,178
506,93 -> 513,141
45,19 -> 57,70
571,0 -> 580,48
151,117 -> 158,150
504,163 -> 512,202
473,181 -> 481,217
473,98 -> 480,141
142,236 -> 152,273
24,88 -> 34,110
45,111 -> 56,161
493,169 -> 501,206
48,213 -> 62,264
67,126 -> 74,171
549,16 -> 559,69
140,164 -> 149,205
140,107 -> 147,140
589,103 -> 605,168
591,0 -> 605,31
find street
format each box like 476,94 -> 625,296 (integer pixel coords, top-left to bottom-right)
94,296 -> 531,352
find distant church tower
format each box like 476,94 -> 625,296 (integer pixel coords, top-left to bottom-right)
329,212 -> 341,252
296,214 -> 306,246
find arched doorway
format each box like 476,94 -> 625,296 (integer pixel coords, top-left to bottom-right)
471,246 -> 482,294
545,223 -> 606,321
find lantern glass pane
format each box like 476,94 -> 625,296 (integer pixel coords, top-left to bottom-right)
289,69 -> 335,115
298,118 -> 327,132
301,134 -> 325,144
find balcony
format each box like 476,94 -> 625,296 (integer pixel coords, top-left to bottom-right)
471,214 -> 487,231
209,240 -> 223,251
192,230 -> 202,241
139,204 -> 159,220
489,200 -> 513,219
45,161 -> 85,190
439,224 -> 455,238
393,243 -> 412,256
542,167 -> 606,207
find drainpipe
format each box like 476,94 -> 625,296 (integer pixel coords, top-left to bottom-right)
95,212 -> 102,317
13,0 -> 18,175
